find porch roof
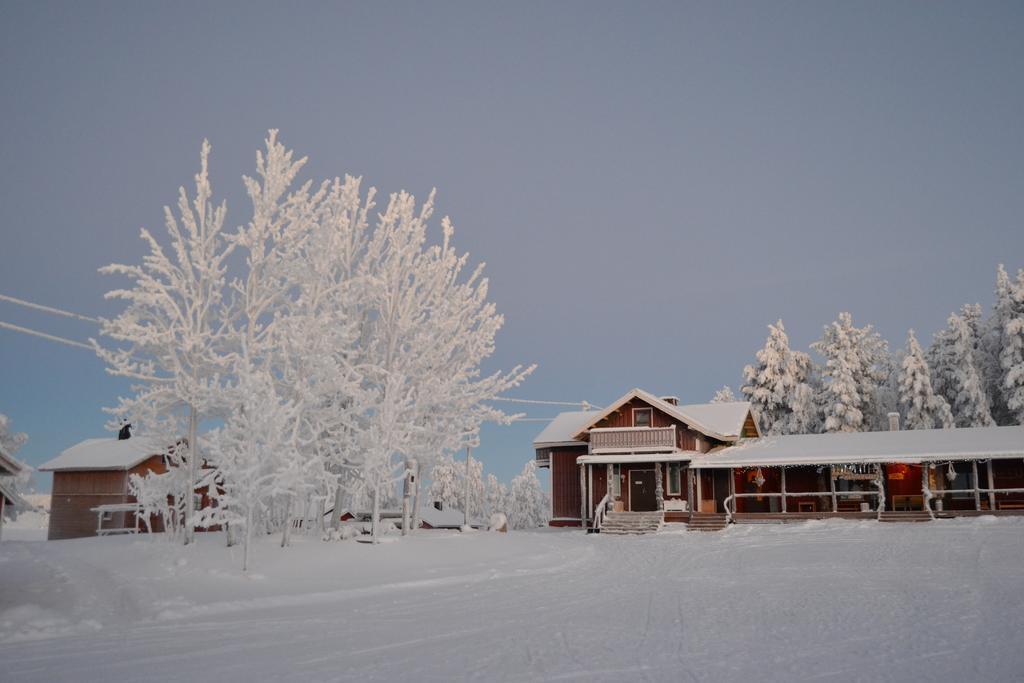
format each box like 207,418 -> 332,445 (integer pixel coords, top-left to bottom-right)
689,425 -> 1024,469
578,452 -> 699,465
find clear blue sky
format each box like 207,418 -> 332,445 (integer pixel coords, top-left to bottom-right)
2,1 -> 1022,491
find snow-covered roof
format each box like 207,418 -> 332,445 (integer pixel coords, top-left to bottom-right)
38,436 -> 170,472
532,389 -> 755,447
532,410 -> 603,447
690,425 -> 1024,468
418,506 -> 479,528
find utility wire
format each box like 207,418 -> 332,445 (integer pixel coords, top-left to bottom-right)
0,320 -> 94,351
0,293 -> 100,323
491,396 -> 600,409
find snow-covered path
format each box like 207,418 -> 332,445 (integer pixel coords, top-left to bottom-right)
2,519 -> 1023,681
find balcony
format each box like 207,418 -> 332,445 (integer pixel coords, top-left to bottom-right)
589,426 -> 677,454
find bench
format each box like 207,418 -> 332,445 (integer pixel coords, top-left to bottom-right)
663,499 -> 688,512
90,503 -> 143,536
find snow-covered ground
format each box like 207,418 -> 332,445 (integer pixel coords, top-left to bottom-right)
2,518 -> 1023,681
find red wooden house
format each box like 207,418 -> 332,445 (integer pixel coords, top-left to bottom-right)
535,387 -> 1024,533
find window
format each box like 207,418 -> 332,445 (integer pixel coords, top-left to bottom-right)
667,463 -> 682,496
633,408 -> 652,427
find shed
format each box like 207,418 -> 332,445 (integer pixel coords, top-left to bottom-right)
38,436 -> 172,540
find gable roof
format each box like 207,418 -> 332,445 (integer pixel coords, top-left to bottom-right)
690,425 -> 1024,468
532,410 -> 603,447
570,388 -> 754,442
38,436 -> 170,472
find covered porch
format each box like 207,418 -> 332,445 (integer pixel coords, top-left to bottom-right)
576,453 -> 696,528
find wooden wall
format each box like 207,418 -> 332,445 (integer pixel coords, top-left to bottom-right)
550,447 -> 586,521
47,455 -> 168,540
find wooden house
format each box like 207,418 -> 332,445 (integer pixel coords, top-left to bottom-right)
0,445 -> 29,541
38,436 -> 173,540
535,387 -> 1024,533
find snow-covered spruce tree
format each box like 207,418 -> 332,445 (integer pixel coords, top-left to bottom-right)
428,454 -> 463,511
95,140 -> 234,545
741,320 -> 816,434
811,312 -> 891,433
484,473 -> 510,519
928,312 -> 994,428
710,386 -> 736,403
509,460 -> 547,529
898,330 -> 954,430
994,264 -> 1024,424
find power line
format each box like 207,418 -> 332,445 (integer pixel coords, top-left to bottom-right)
0,320 -> 94,351
491,397 -> 600,410
0,293 -> 99,323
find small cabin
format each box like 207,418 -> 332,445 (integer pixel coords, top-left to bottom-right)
38,436 -> 173,540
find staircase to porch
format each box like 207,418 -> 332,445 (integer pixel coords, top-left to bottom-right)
687,512 -> 729,531
878,510 -> 933,523
600,511 -> 663,535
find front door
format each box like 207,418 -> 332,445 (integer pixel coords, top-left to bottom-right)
630,469 -> 656,511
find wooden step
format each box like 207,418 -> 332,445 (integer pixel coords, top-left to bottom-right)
878,511 -> 933,523
687,512 -> 728,532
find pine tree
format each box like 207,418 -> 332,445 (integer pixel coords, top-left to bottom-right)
929,313 -> 994,427
996,265 -> 1024,424
741,320 -> 815,434
811,312 -> 891,433
898,330 -> 953,430
509,461 -> 547,529
710,386 -> 737,403
428,454 -> 463,511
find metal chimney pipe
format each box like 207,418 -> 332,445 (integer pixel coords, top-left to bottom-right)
887,412 -> 900,431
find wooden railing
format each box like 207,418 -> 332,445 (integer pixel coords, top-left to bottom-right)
590,426 -> 676,452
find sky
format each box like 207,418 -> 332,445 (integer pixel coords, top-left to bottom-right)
1,1 -> 1022,492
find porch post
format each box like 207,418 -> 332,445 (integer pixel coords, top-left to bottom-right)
587,464 -> 593,521
728,468 -> 736,516
986,460 -> 996,511
695,468 -> 702,513
654,463 -> 664,511
686,466 -> 694,512
829,466 -> 838,512
606,464 -> 613,500
780,467 -> 787,513
972,461 -> 981,511
579,464 -> 587,525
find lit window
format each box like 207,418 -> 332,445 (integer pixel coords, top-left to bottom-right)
633,408 -> 652,427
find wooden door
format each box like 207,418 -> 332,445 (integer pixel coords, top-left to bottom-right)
630,469 -> 656,511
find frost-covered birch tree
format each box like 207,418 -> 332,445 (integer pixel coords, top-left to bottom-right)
898,330 -> 953,430
95,141 -> 234,545
428,454 -> 463,510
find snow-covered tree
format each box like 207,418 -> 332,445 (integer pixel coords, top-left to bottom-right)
484,473 -> 510,519
428,454 -> 463,510
811,312 -> 891,433
928,312 -> 993,427
508,461 -> 547,529
95,140 -> 234,545
741,320 -> 816,434
0,413 -> 31,507
994,264 -> 1024,424
898,330 -> 954,430
710,386 -> 737,403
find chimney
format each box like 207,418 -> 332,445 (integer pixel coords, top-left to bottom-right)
660,396 -> 679,406
887,412 -> 900,431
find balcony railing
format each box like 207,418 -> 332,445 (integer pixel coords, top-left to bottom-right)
589,426 -> 676,453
